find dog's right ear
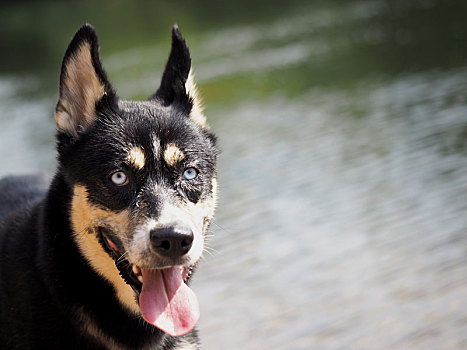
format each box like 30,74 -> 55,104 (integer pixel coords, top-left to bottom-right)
55,24 -> 114,138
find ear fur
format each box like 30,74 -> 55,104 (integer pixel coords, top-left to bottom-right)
55,24 -> 114,138
185,69 -> 207,128
152,25 -> 207,128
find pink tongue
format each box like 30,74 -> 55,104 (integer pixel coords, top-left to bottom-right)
139,267 -> 199,337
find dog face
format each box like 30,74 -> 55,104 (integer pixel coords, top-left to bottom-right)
55,24 -> 217,336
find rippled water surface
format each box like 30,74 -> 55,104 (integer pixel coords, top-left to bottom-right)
1,0 -> 466,348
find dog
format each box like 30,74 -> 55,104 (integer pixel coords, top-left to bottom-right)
0,24 -> 218,349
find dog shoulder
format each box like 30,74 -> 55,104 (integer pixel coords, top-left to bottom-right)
0,174 -> 51,221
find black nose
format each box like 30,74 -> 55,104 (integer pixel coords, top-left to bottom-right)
150,226 -> 194,258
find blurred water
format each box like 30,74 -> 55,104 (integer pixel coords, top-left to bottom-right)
197,67 -> 467,349
0,0 -> 466,349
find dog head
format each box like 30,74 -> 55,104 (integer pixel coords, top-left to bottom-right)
55,24 -> 218,336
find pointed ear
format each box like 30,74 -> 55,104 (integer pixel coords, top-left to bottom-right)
55,24 -> 114,138
151,25 -> 207,128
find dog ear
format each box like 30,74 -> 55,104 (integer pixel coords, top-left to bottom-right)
151,25 -> 207,128
55,24 -> 115,138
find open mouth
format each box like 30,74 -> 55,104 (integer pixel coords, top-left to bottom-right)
98,227 -> 198,336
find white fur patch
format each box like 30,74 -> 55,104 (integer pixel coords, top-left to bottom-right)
127,203 -> 205,269
175,339 -> 198,350
152,135 -> 161,157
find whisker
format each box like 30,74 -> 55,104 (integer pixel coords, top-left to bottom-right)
116,251 -> 130,264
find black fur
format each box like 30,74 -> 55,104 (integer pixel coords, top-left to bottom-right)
0,24 -> 217,349
152,25 -> 193,113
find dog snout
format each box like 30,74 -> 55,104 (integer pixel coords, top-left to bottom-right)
150,225 -> 194,258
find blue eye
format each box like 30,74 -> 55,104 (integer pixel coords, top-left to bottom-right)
111,171 -> 128,186
183,168 -> 198,180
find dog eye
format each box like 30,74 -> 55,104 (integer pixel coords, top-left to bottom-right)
110,171 -> 129,186
183,168 -> 198,181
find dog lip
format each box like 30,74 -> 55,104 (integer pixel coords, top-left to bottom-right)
98,227 -> 122,253
97,227 -> 143,292
105,236 -> 120,254
98,227 -> 121,259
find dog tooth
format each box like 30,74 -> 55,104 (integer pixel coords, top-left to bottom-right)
132,265 -> 141,276
137,275 -> 143,283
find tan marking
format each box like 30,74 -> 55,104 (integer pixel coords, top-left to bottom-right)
71,185 -> 139,314
185,69 -> 208,129
164,143 -> 185,166
127,146 -> 146,169
55,42 -> 105,137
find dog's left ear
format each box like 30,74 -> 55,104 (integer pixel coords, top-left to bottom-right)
150,25 -> 207,128
55,24 -> 115,138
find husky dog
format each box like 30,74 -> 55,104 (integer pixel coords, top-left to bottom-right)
0,24 -> 218,349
